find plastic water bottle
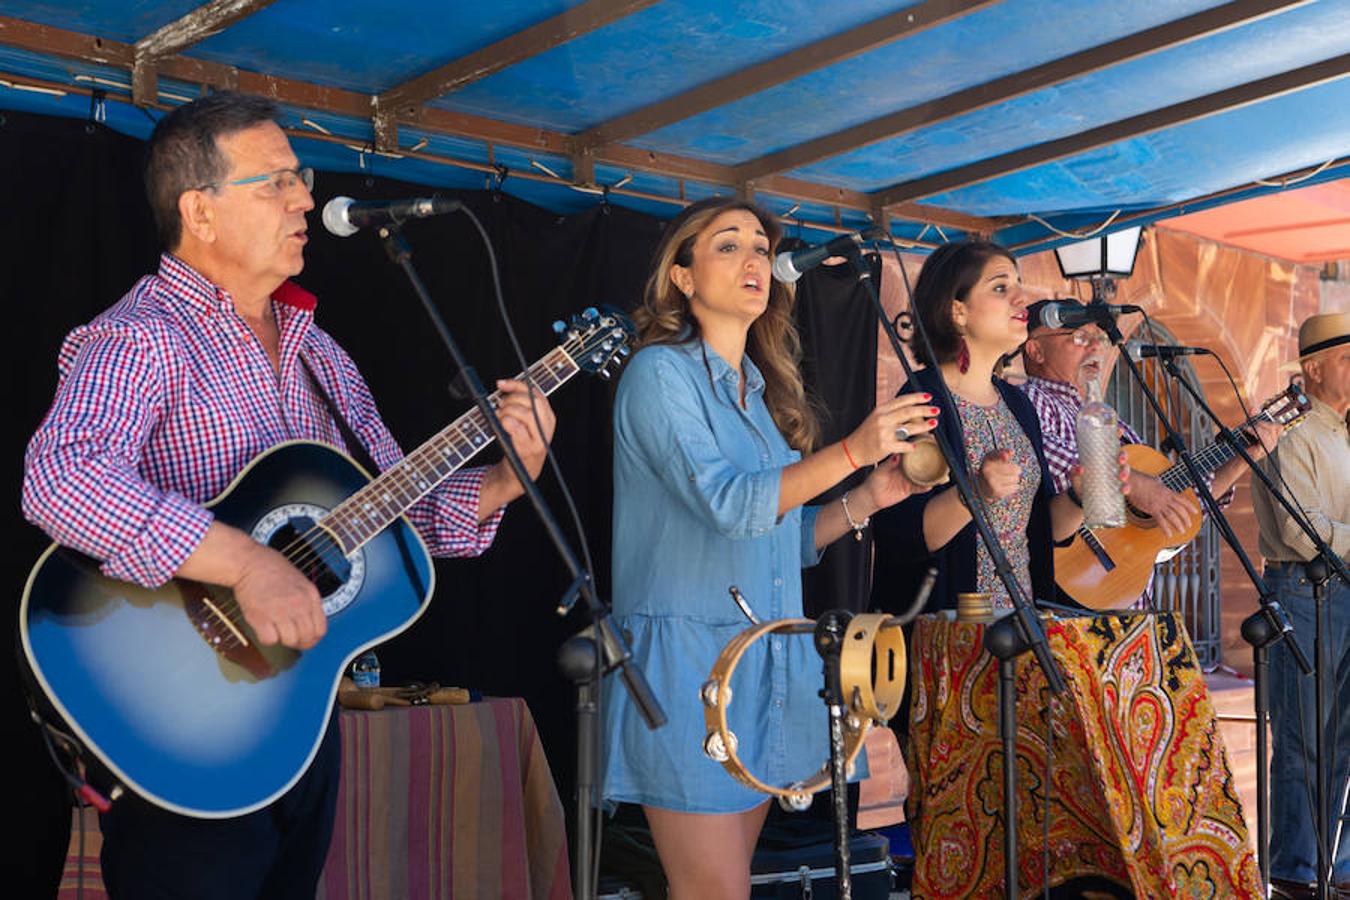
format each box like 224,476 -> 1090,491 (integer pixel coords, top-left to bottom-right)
351,649 -> 381,689
1076,376 -> 1126,529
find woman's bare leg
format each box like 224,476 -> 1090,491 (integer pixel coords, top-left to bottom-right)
644,802 -> 771,900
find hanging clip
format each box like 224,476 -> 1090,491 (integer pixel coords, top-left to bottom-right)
489,163 -> 510,198
87,88 -> 107,129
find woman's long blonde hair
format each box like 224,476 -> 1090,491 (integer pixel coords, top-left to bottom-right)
634,197 -> 818,452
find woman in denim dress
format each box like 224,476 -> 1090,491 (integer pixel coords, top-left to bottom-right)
602,197 -> 940,898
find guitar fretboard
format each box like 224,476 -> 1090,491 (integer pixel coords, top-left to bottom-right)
1156,411 -> 1271,493
319,346 -> 578,554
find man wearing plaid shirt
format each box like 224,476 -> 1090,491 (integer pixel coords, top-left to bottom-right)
21,92 -> 555,899
1019,299 -> 1275,604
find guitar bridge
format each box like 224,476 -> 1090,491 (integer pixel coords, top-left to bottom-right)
178,580 -> 273,679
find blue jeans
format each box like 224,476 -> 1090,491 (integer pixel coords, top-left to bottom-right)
1268,561 -> 1350,884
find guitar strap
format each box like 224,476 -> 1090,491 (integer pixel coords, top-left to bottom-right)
299,354 -> 382,476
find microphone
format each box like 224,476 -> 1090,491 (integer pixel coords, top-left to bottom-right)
1124,341 -> 1210,360
1036,300 -> 1141,330
321,195 -> 462,237
771,227 -> 885,283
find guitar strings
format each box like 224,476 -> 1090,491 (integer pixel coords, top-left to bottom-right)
269,317 -> 629,592
213,386 -> 516,623
274,389 -> 511,584
221,333 -> 600,619
1157,403 -> 1285,492
256,400 -> 502,589
275,357 -> 548,567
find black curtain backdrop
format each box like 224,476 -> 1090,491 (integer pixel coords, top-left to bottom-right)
0,109 -> 877,894
796,254 -> 882,618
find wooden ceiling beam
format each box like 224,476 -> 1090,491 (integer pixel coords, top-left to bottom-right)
131,0 -> 279,105
0,15 -> 134,66
0,16 -> 994,233
0,66 -> 941,249
571,0 -> 999,154
751,174 -> 1007,234
872,50 -> 1350,208
589,144 -> 1006,233
735,0 -> 1312,183
373,0 -> 658,151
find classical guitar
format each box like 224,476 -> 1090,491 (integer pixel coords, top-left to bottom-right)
1054,384 -> 1310,610
20,308 -> 634,818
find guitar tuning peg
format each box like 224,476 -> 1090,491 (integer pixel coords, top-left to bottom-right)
618,346 -> 631,357
598,368 -> 612,381
583,306 -> 598,319
552,320 -> 565,334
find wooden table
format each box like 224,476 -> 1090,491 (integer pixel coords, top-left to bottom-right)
907,612 -> 1262,898
59,697 -> 572,899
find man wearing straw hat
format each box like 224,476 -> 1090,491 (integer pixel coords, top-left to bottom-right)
1252,311 -> 1350,900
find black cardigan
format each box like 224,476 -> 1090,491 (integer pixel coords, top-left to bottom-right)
870,366 -> 1058,615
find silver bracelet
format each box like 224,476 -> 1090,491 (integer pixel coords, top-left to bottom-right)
840,491 -> 870,542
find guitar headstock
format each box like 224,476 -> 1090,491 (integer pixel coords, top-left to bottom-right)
1259,382 -> 1312,428
553,306 -> 637,379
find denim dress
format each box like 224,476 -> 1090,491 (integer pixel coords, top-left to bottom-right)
601,340 -> 826,813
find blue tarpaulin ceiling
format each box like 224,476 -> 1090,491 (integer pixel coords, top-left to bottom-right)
3,0 -> 1350,253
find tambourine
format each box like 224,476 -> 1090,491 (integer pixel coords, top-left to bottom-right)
840,612 -> 906,722
700,613 -> 907,807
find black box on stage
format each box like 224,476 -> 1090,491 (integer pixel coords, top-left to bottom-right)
749,831 -> 892,900
597,876 -> 644,900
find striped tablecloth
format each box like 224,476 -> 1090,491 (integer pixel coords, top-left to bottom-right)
60,697 -> 572,899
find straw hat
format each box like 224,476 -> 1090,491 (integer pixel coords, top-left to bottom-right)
1279,311 -> 1350,374
1298,311 -> 1350,360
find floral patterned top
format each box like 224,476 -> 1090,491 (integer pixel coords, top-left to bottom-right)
953,392 -> 1040,609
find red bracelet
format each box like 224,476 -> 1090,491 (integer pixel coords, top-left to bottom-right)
841,438 -> 860,470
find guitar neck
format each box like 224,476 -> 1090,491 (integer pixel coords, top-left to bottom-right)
1157,411 -> 1269,493
321,346 -> 578,553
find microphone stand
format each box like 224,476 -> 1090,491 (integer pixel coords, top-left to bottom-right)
814,610 -> 855,900
374,222 -> 666,900
847,245 -> 1065,900
1150,352 -> 1345,894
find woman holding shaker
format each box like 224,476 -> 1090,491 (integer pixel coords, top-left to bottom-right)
601,197 -> 939,897
871,239 -> 1126,615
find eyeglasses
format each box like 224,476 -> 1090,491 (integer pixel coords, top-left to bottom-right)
198,166 -> 314,197
1037,328 -> 1109,348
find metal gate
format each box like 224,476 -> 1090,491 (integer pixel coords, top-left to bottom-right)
1104,327 -> 1224,668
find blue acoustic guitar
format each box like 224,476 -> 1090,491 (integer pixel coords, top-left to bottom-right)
20,307 -> 634,818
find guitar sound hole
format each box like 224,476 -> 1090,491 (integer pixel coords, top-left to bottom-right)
267,517 -> 350,596
250,503 -> 367,617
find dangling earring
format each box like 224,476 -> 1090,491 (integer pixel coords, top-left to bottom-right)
957,336 -> 971,374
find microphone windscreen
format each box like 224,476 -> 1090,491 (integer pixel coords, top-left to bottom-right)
1029,298 -> 1089,331
321,197 -> 357,237
771,252 -> 802,284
